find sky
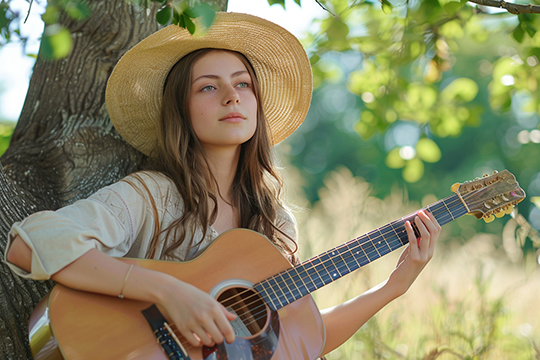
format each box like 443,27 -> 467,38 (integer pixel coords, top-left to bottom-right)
0,0 -> 326,123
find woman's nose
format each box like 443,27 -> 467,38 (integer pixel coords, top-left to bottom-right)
223,85 -> 240,105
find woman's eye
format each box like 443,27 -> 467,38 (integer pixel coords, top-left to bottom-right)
201,85 -> 215,92
236,82 -> 249,88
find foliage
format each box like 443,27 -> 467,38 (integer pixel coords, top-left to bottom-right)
297,0 -> 540,187
0,0 -> 90,58
0,122 -> 13,156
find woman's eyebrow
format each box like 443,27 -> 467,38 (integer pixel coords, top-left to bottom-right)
192,70 -> 248,83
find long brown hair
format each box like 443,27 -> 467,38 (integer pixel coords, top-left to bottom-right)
140,48 -> 298,262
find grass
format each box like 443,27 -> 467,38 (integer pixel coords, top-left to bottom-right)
287,167 -> 540,360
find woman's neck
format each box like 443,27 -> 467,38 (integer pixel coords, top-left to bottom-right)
204,145 -> 241,202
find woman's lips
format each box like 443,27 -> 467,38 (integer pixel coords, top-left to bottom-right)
220,112 -> 246,123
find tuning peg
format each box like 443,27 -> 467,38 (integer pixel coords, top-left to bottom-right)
492,170 -> 498,174
451,183 -> 460,192
495,210 -> 505,218
504,205 -> 514,215
484,214 -> 495,223
483,173 -> 488,177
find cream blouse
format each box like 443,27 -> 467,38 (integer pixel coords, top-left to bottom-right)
4,171 -> 297,280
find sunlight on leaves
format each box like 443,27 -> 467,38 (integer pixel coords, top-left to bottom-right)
402,158 -> 424,183
41,24 -> 72,59
385,148 -> 406,169
441,78 -> 479,102
380,0 -> 393,14
416,138 -> 441,163
443,1 -> 462,16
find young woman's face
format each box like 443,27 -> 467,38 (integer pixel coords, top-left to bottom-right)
189,50 -> 258,152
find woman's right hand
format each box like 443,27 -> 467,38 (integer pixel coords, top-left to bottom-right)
156,277 -> 237,348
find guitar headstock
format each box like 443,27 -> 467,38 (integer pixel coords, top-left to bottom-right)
451,170 -> 526,223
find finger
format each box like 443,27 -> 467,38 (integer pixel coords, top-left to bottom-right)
192,326 -> 215,347
405,221 -> 419,256
216,308 -> 236,344
202,320 -> 225,345
425,210 -> 441,229
419,210 -> 440,233
181,328 -> 203,348
418,210 -> 440,253
414,216 -> 430,245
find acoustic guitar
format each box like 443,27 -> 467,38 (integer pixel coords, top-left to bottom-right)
29,170 -> 525,360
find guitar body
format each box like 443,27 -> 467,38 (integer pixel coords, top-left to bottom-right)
29,229 -> 326,360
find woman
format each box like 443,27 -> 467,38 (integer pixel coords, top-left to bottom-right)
5,12 -> 440,359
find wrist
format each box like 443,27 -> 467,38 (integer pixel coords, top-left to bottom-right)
124,266 -> 179,305
147,271 -> 180,305
380,278 -> 407,301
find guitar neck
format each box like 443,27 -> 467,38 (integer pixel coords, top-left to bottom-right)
254,193 -> 468,311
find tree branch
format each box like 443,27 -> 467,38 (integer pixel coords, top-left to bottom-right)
468,0 -> 540,14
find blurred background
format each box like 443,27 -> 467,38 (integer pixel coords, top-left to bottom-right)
1,0 -> 540,358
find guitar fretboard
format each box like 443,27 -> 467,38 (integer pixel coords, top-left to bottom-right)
254,193 -> 468,311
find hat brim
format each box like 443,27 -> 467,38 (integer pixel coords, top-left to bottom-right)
106,12 -> 312,156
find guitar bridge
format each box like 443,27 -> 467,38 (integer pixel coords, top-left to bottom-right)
142,304 -> 191,360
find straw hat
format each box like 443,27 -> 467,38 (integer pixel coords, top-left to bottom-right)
106,12 -> 312,156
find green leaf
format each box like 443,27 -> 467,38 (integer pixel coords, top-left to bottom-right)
440,78 -> 478,102
41,24 -> 72,59
267,0 -> 286,8
513,25 -> 524,43
156,6 -> 172,25
294,0 -> 301,5
180,13 -> 195,34
524,22 -> 536,38
0,2 -> 13,44
324,18 -> 350,51
385,148 -> 406,169
42,5 -> 60,24
407,84 -> 438,110
444,1 -> 462,16
62,0 -> 91,20
380,0 -> 393,14
402,158 -> 424,183
416,138 -> 441,163
191,2 -> 216,29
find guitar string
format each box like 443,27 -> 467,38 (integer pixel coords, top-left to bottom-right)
222,205 -> 456,327
256,187 -> 513,305
210,189 -> 514,325
223,190 -> 515,330
210,194 -> 466,324
163,187 -> 516,346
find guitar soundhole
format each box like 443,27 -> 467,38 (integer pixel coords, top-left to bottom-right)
217,287 -> 268,339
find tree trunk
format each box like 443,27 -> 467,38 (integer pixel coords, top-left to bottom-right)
0,1 -> 228,358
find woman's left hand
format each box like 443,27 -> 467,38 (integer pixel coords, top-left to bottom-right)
387,209 -> 441,298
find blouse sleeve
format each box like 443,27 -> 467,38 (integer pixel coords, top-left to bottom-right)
3,171 -> 168,280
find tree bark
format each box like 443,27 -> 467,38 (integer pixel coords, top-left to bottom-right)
0,1 -> 228,358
